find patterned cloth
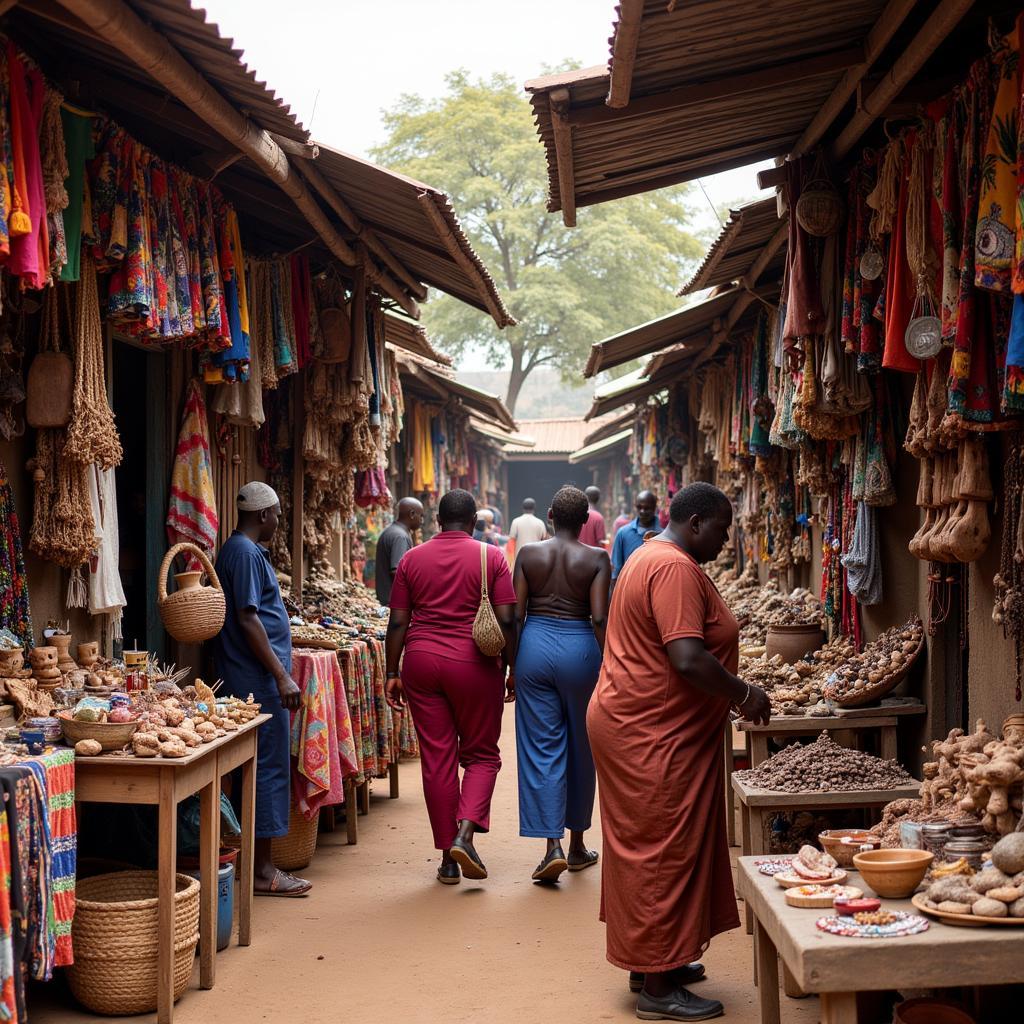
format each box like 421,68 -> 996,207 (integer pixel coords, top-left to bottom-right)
0,459 -> 31,648
290,648 -> 357,820
166,378 -> 218,559
0,808 -> 14,1023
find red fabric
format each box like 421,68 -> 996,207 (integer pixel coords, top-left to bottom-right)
401,650 -> 503,849
588,541 -> 740,971
578,508 -> 607,548
290,253 -> 312,368
389,530 -> 515,664
882,136 -> 920,373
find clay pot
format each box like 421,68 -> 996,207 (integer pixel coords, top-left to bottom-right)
50,633 -> 76,673
173,571 -> 204,591
77,642 -> 99,669
0,649 -> 24,675
893,998 -> 975,1024
818,829 -> 882,869
765,624 -> 825,665
29,646 -> 57,671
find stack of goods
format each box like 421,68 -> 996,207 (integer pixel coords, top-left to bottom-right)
300,571 -> 387,632
822,619 -> 924,705
741,634 -> 856,714
735,732 -> 914,793
919,835 -> 1024,920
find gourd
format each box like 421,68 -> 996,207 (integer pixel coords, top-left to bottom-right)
946,436 -> 993,563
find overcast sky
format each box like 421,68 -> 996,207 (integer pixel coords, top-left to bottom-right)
200,0 -> 771,368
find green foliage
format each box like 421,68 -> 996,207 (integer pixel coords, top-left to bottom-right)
371,70 -> 704,412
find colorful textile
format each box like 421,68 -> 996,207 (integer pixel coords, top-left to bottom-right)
290,649 -> 357,820
0,459 -> 31,648
58,104 -> 94,282
0,768 -> 32,1023
0,808 -> 14,1023
166,379 -> 218,557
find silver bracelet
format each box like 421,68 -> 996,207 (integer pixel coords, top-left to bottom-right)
739,682 -> 751,707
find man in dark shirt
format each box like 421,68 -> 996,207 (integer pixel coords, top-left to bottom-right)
215,481 -> 309,897
375,497 -> 423,605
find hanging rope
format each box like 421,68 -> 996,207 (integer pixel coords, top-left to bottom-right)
40,87 -> 69,215
867,136 -> 903,241
29,427 -> 95,570
905,124 -> 937,303
63,256 -> 122,469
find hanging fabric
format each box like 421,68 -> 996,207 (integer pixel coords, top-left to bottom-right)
843,501 -> 883,605
166,379 -> 219,560
87,465 -> 126,639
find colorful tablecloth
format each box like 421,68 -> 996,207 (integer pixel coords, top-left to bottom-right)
290,648 -> 358,821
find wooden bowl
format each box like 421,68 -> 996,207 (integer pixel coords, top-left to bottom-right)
853,848 -> 933,898
819,829 -> 882,869
58,711 -> 138,752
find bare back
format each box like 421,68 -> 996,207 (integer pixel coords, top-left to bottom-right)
515,536 -> 609,620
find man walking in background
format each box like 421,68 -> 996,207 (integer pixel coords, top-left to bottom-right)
508,497 -> 549,562
375,497 -> 424,606
578,486 -> 607,549
610,490 -> 659,593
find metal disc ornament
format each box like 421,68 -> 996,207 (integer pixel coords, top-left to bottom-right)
860,245 -> 884,281
905,315 -> 942,360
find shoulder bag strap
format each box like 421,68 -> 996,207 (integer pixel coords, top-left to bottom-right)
479,541 -> 490,601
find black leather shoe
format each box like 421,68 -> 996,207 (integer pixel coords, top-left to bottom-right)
436,861 -> 461,885
531,847 -> 568,882
629,965 -> 706,993
449,837 -> 487,880
635,986 -> 723,1021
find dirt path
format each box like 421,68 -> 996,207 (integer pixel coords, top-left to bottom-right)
34,704 -> 819,1023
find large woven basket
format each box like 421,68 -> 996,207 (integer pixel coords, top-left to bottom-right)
58,711 -> 138,751
158,542 -> 226,644
67,871 -> 200,1015
271,806 -> 319,871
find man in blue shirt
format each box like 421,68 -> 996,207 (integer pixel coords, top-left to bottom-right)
215,481 -> 310,897
610,490 -> 659,594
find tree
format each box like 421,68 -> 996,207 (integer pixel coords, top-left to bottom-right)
372,71 -> 705,414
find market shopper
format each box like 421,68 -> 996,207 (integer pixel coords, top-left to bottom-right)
514,485 -> 609,882
588,482 -> 770,1021
374,497 -> 423,606
214,481 -> 310,898
609,490 -> 659,592
578,485 -> 608,549
385,488 -> 518,885
507,497 -> 549,562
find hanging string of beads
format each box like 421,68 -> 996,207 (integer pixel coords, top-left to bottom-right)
63,256 -> 122,470
993,435 -> 1024,700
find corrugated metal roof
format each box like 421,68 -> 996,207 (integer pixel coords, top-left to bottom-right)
583,407 -> 636,447
469,419 -> 536,448
680,198 -> 786,296
569,427 -> 632,464
306,145 -> 514,328
525,0 -> 893,218
396,355 -> 516,430
504,418 -> 604,455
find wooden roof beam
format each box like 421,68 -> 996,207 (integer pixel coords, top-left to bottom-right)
292,157 -> 428,302
52,0 -> 423,317
578,46 -> 866,128
831,0 -> 976,161
606,0 -> 643,108
549,87 -> 577,227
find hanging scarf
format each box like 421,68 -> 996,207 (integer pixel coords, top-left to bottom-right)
87,465 -> 126,639
166,379 -> 218,557
0,457 -> 31,647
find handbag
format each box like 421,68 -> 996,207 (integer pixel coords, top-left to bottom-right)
26,287 -> 72,428
472,542 -> 506,657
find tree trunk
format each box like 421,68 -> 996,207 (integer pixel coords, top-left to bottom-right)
505,348 -> 527,415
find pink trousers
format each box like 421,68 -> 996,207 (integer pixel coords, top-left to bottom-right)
401,650 -> 504,849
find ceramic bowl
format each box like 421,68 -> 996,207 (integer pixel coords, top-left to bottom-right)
819,828 -> 882,868
852,848 -> 933,899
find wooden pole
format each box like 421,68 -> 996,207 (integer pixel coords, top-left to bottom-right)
606,0 -> 644,108
292,157 -> 427,303
549,87 -> 577,228
831,0 -> 976,161
52,0 -> 369,282
789,0 -> 919,160
268,132 -> 320,161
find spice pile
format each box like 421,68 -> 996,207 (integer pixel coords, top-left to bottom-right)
822,619 -> 923,703
734,733 -> 914,793
295,571 -> 386,625
740,634 -> 855,714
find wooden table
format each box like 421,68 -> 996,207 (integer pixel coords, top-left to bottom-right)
736,856 -> 1024,1023
74,715 -> 269,1024
733,776 -> 921,932
736,712 -> 902,767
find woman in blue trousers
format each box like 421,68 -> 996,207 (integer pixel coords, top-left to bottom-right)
512,485 -> 611,882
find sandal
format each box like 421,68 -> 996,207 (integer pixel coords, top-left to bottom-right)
437,861 -> 461,885
531,848 -> 568,882
449,837 -> 488,880
568,848 -> 599,872
255,869 -> 312,897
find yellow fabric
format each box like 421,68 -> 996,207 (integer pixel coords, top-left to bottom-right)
410,402 -> 435,493
228,209 -> 250,336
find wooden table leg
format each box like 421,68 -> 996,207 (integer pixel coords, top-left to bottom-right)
753,920 -> 781,1024
157,772 -> 178,1024
746,807 -> 766,935
782,964 -> 807,998
723,729 -> 736,848
345,778 -> 358,845
199,780 -> 218,989
358,779 -> 370,815
880,725 -> 898,761
749,732 -> 770,767
238,751 -> 256,947
820,992 -> 858,1023
389,760 -> 400,799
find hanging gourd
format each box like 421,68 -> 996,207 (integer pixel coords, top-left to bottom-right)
795,151 -> 844,238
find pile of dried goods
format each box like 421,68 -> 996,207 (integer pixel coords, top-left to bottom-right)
921,835 -> 1024,918
740,634 -> 855,713
822,619 -> 923,702
734,733 -> 914,793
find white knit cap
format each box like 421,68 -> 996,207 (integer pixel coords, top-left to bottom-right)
237,481 -> 280,512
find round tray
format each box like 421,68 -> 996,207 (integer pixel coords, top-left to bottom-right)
911,893 -> 1024,927
785,884 -> 863,908
816,910 -> 929,938
775,869 -> 848,889
824,626 -> 924,708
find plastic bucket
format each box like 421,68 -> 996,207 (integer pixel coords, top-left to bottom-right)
181,862 -> 234,951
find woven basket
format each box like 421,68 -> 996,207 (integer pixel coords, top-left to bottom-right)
58,711 -> 138,751
796,178 -> 844,237
824,629 -> 924,708
318,305 -> 351,363
26,351 -> 73,428
271,806 -> 319,871
158,542 -> 226,644
67,871 -> 200,1016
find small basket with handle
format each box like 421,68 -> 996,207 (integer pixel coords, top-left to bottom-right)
472,542 -> 505,657
158,542 -> 226,644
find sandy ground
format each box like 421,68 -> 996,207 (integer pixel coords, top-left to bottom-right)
33,704 -> 821,1024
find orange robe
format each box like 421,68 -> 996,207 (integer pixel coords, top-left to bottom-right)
587,540 -> 740,972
